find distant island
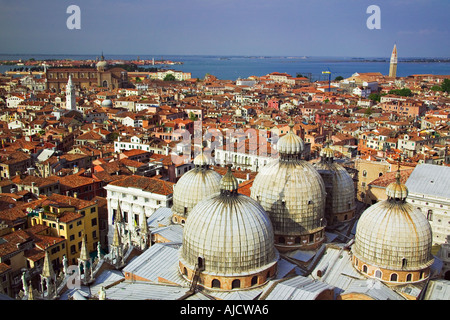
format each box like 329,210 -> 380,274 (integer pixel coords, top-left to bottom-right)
351,57 -> 450,63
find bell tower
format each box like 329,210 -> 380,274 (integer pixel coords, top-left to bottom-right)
65,75 -> 76,110
389,44 -> 398,78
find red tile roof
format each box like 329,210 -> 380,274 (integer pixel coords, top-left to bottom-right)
108,175 -> 174,195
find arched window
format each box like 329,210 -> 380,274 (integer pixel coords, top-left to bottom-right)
211,279 -> 221,288
402,258 -> 407,269
363,265 -> 368,273
183,267 -> 188,276
406,273 -> 412,282
278,236 -> 286,244
295,237 -> 301,244
362,170 -> 367,177
427,210 -> 433,221
197,257 -> 204,270
390,273 -> 398,282
375,270 -> 382,279
251,276 -> 258,286
232,279 -> 241,289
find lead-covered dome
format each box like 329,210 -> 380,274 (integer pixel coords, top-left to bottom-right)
179,166 -> 278,290
171,152 -> 222,224
352,171 -> 434,283
250,124 -> 326,251
314,146 -> 356,225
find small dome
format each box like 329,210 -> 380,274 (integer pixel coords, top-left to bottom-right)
219,165 -> 239,193
320,146 -> 334,159
385,171 -> 408,200
102,99 -> 113,107
353,176 -> 433,273
96,54 -> 108,69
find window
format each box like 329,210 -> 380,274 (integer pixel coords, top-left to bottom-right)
232,279 -> 241,289
362,170 -> 367,177
406,274 -> 412,282
427,210 -> 433,221
69,235 -> 75,241
390,273 -> 398,282
90,207 -> 96,213
91,218 -> 97,227
375,270 -> 382,279
212,279 -> 221,288
92,230 -> 97,239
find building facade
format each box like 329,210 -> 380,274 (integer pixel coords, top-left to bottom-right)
104,175 -> 174,249
405,164 -> 450,245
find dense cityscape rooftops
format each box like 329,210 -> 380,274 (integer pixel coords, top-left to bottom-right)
0,50 -> 450,302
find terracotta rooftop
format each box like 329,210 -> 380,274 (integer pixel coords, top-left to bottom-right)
108,175 -> 174,195
368,168 -> 414,188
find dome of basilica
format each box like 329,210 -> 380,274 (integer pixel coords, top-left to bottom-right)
314,146 -> 356,225
171,151 -> 222,224
250,125 -> 326,251
352,170 -> 434,283
179,166 -> 278,290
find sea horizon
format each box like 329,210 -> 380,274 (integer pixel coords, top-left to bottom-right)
2,53 -> 450,81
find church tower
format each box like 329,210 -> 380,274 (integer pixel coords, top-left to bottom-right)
65,75 -> 76,110
389,44 -> 398,78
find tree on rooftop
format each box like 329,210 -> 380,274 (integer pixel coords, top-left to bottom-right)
441,79 -> 450,93
430,85 -> 442,92
368,93 -> 381,102
163,74 -> 176,81
334,76 -> 344,81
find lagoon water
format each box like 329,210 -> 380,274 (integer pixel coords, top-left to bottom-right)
1,54 -> 450,81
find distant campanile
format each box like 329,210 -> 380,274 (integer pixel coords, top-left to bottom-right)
66,75 -> 76,110
389,44 -> 398,78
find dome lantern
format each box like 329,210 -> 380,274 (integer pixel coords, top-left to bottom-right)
277,122 -> 304,161
219,164 -> 239,196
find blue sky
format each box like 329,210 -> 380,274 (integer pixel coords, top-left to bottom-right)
0,0 -> 449,57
